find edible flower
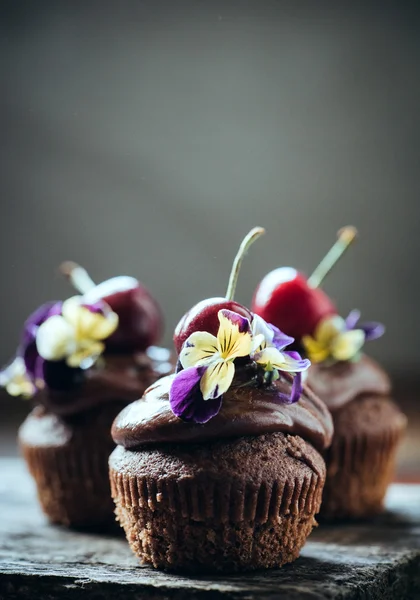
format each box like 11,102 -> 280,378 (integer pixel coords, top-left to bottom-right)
169,310 -> 310,424
0,357 -> 36,398
0,296 -> 118,398
251,314 -> 311,403
20,301 -> 62,384
251,314 -> 310,375
179,310 -> 253,401
35,296 -> 118,368
302,310 -> 384,364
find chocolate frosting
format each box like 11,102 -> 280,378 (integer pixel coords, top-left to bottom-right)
111,373 -> 334,453
306,354 -> 391,412
36,346 -> 173,417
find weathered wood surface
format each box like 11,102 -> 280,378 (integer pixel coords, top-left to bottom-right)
0,458 -> 419,599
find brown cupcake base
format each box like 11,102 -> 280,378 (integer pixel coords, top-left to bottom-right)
19,403 -> 125,529
320,395 -> 407,520
110,432 -> 326,573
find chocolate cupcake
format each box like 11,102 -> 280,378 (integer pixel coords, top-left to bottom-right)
110,228 -> 333,572
251,227 -> 407,520
303,336 -> 406,520
1,265 -> 172,528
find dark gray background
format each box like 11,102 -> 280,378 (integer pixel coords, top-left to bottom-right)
1,1 -> 419,376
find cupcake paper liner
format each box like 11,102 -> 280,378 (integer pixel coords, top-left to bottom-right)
21,435 -> 116,528
321,408 -> 406,520
109,432 -> 326,572
19,403 -> 125,528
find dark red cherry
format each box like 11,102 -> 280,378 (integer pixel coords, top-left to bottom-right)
61,263 -> 162,353
174,297 -> 252,354
252,268 -> 336,340
251,227 -> 357,341
84,276 -> 163,352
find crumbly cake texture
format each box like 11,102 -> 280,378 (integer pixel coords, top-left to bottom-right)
19,402 -> 126,528
109,431 -> 326,573
321,394 -> 407,520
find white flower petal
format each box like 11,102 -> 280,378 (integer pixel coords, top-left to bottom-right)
251,314 -> 274,352
36,315 -> 77,361
0,357 -> 35,398
331,330 -> 365,361
61,296 -> 84,328
254,347 -> 309,373
315,315 -> 346,345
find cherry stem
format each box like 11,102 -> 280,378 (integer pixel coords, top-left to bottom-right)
307,226 -> 358,288
225,227 -> 265,301
59,261 -> 96,294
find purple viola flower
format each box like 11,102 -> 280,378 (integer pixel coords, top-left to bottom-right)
19,301 -> 62,382
250,314 -> 310,404
169,366 -> 223,424
345,309 -> 385,342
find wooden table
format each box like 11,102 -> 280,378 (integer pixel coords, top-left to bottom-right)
0,457 -> 420,599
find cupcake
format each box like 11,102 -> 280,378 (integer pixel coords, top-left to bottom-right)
252,226 -> 407,519
1,264 -> 172,528
110,228 -> 333,572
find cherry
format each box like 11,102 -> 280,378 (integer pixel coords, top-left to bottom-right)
60,263 -> 162,353
174,298 -> 252,354
252,227 -> 357,340
252,268 -> 336,340
173,227 -> 264,354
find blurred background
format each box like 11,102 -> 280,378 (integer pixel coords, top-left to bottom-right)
1,1 -> 419,474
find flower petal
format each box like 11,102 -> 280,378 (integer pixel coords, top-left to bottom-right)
22,340 -> 42,381
82,307 -> 119,340
19,301 -> 62,378
302,335 -> 331,364
255,347 -> 310,373
254,346 -> 280,369
251,314 -> 294,353
36,315 -> 77,361
331,329 -> 365,361
179,331 -> 219,368
0,357 -> 35,398
358,321 -> 385,342
200,359 -> 235,400
251,314 -> 274,352
61,296 -> 84,327
217,310 -> 252,360
66,341 -> 105,368
22,301 -> 62,341
282,351 -> 311,372
289,372 -> 303,403
315,315 -> 346,345
219,309 -> 251,333
269,323 -> 295,351
62,297 -> 118,341
169,366 -> 222,423
345,309 -> 361,331
81,300 -> 107,315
